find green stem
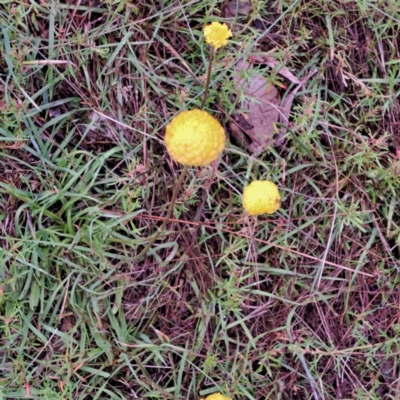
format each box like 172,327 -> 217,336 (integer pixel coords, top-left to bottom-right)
133,165 -> 189,261
200,47 -> 214,110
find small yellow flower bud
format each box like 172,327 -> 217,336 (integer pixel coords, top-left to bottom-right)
203,22 -> 232,50
242,180 -> 281,215
204,393 -> 231,400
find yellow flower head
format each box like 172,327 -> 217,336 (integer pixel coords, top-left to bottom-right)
203,22 -> 232,50
165,109 -> 225,166
204,393 -> 231,400
242,180 -> 281,216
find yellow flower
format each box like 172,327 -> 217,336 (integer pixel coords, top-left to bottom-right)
203,22 -> 232,50
242,180 -> 281,215
165,109 -> 225,166
204,393 -> 231,400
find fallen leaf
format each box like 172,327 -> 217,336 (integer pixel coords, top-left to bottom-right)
231,60 -> 281,156
223,0 -> 251,19
230,59 -> 317,156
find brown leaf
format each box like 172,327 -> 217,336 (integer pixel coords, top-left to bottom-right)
230,59 -> 318,156
60,315 -> 75,332
231,60 -> 281,156
223,0 -> 251,19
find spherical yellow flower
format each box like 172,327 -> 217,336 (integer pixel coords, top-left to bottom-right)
242,180 -> 281,216
204,393 -> 231,400
165,109 -> 225,166
203,22 -> 232,50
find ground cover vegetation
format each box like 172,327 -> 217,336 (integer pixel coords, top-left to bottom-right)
1,0 -> 400,399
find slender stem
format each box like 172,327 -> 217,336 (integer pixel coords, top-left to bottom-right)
135,47 -> 215,261
187,47 -> 215,250
133,165 -> 189,261
200,47 -> 214,110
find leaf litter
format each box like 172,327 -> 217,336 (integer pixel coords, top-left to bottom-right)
222,0 -> 317,156
230,57 -> 317,157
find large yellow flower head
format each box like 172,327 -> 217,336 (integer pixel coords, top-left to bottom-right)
203,393 -> 231,400
242,180 -> 281,216
165,109 -> 225,166
203,22 -> 232,50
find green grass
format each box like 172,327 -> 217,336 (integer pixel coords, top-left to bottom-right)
1,0 -> 400,399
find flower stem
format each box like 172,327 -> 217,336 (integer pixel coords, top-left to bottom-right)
134,48 -> 215,261
133,165 -> 189,261
200,47 -> 215,110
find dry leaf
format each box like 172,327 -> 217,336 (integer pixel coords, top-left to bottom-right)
223,0 -> 251,19
222,0 -> 265,31
60,315 -> 75,332
254,54 -> 318,123
231,60 -> 281,156
230,59 -> 317,156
